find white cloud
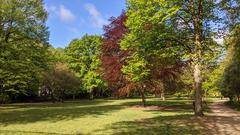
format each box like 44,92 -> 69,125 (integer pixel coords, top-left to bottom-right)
84,3 -> 108,28
58,5 -> 76,23
46,4 -> 76,23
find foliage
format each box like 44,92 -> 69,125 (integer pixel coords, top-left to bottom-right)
202,64 -> 223,97
221,24 -> 240,101
49,47 -> 67,63
41,63 -> 80,102
225,101 -> 240,111
219,0 -> 240,29
123,0 -> 225,116
121,0 -> 190,99
0,94 -> 10,104
121,53 -> 150,83
100,12 -> 129,91
0,0 -> 49,101
65,35 -> 104,98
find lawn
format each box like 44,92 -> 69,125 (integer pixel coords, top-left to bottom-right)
0,98 -> 208,135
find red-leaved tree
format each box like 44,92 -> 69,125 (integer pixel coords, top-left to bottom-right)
100,12 -> 129,95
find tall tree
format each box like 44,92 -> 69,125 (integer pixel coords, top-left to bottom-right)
65,35 -> 103,99
221,24 -> 240,102
0,0 -> 49,102
124,0 -> 220,116
100,12 -> 129,93
190,0 -> 205,116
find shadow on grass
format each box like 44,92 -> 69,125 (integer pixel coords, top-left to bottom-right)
0,130 -> 75,135
126,99 -> 212,112
0,100 -> 122,126
0,99 -> 111,109
122,100 -> 194,111
123,99 -> 190,106
92,114 -> 204,135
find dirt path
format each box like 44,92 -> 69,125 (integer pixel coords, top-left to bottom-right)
200,101 -> 240,135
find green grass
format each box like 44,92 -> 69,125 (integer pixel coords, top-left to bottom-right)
0,98 -> 208,135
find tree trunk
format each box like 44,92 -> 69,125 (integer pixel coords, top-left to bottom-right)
160,90 -> 165,101
229,96 -> 233,103
194,64 -> 203,116
139,90 -> 146,107
190,0 -> 204,117
60,89 -> 65,103
51,91 -> 55,103
89,89 -> 94,100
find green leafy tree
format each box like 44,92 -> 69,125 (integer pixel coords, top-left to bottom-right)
123,0 -> 222,116
41,63 -> 80,102
66,35 -> 104,99
202,65 -> 223,98
222,25 -> 240,102
0,0 -> 49,102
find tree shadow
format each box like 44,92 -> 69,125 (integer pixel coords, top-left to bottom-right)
0,129 -> 75,135
0,100 -> 122,126
0,99 -> 111,109
198,114 -> 240,135
122,99 -> 211,113
122,100 -> 190,106
92,114 -> 205,135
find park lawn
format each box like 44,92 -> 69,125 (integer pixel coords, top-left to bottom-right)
0,98 -> 208,135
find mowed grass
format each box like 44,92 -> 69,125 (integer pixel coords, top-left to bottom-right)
0,98 -> 208,135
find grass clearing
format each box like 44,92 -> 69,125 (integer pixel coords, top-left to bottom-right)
0,98 -> 208,135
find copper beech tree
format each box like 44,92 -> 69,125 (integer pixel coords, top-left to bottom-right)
100,12 -> 129,96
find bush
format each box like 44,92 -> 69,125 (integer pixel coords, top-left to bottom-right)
0,94 -> 10,104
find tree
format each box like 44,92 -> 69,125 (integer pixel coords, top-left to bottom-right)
100,12 -> 129,94
123,0 -> 221,116
41,63 -> 80,102
65,35 -> 104,99
221,24 -> 240,102
219,0 -> 240,30
0,0 -> 49,102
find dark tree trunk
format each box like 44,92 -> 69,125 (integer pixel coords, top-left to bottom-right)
73,94 -> 75,100
60,90 -> 65,103
89,89 -> 94,100
140,90 -> 146,107
51,91 -> 55,103
229,96 -> 233,103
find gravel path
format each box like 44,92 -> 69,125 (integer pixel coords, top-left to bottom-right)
202,101 -> 240,135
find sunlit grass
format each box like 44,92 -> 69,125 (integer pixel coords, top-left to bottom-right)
0,98 -> 207,135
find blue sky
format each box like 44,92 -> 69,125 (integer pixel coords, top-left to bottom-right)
44,0 -> 126,48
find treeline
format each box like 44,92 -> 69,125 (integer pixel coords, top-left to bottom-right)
0,0 -> 239,116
